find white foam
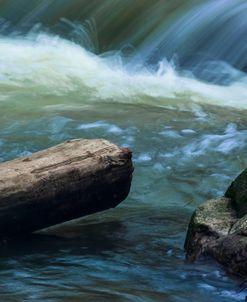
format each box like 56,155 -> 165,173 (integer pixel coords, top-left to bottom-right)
136,153 -> 152,162
181,123 -> 247,156
77,121 -> 107,130
159,123 -> 247,162
77,121 -> 123,135
107,125 -> 123,134
159,130 -> 182,138
220,290 -> 246,301
1,33 -> 247,109
198,283 -> 216,291
181,129 -> 197,135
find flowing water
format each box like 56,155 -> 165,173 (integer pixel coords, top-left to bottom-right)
0,1 -> 247,301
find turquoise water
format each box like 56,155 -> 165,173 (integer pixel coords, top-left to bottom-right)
0,0 -> 247,301
1,102 -> 247,301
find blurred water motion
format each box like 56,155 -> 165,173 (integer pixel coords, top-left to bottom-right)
0,1 -> 247,301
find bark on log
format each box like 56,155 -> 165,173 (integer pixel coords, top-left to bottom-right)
0,139 -> 133,237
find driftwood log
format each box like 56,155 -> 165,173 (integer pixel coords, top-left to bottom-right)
0,139 -> 133,237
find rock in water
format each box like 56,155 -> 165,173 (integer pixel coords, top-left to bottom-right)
184,168 -> 247,277
0,139 -> 133,237
184,198 -> 237,261
225,169 -> 247,216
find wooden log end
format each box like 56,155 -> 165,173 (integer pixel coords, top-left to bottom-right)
0,139 -> 134,237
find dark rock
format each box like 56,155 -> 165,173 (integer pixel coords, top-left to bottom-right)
225,169 -> 247,217
185,168 -> 247,277
184,198 -> 237,262
209,234 -> 247,276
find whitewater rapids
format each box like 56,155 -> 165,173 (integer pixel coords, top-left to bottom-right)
1,33 -> 247,110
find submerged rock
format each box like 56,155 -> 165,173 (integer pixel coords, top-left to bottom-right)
185,168 -> 247,277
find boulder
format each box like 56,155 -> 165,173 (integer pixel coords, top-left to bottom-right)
225,168 -> 247,216
185,168 -> 247,277
184,198 -> 237,261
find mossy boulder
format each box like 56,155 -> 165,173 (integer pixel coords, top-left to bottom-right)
229,213 -> 247,235
185,168 -> 247,277
209,235 -> 247,276
184,198 -> 237,262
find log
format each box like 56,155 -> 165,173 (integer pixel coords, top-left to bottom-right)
0,139 -> 133,237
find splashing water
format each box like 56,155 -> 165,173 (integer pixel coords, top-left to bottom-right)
1,33 -> 247,110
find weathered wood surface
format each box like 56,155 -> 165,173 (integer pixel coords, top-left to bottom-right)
0,139 -> 133,237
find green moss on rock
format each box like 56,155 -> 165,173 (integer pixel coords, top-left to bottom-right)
185,168 -> 247,277
184,198 -> 237,261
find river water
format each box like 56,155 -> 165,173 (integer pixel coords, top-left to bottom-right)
0,1 -> 247,301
